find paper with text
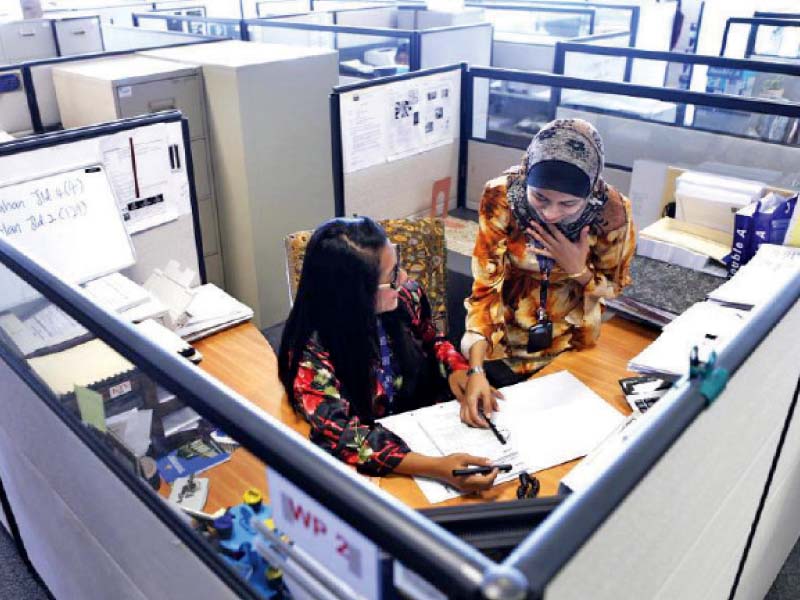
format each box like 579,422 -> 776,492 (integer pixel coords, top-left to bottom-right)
379,370 -> 625,503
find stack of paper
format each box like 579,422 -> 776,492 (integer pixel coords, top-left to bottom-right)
378,371 -> 625,503
0,304 -> 89,357
628,301 -> 750,378
675,172 -> 764,235
639,217 -> 732,264
707,244 -> 800,309
82,271 -> 168,324
176,284 -> 254,342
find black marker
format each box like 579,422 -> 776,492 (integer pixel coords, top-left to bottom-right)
479,407 -> 507,445
452,464 -> 513,477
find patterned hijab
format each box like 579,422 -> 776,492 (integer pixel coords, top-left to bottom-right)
508,119 -> 608,254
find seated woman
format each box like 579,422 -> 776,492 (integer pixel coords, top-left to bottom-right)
461,118 -> 636,427
278,217 -> 499,492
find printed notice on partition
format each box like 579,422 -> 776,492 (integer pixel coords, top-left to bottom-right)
386,72 -> 458,162
100,124 -> 178,234
340,69 -> 460,174
340,86 -> 388,174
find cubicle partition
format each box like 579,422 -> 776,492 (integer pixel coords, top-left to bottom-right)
245,14 -> 491,81
330,63 -> 465,218
133,12 -> 247,39
721,17 -> 800,62
467,67 -> 800,232
2,148 -> 799,599
476,4 -> 595,72
256,0 -> 312,17
554,43 -> 800,128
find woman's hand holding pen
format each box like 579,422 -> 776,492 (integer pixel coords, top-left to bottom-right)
397,452 -> 498,492
527,222 -> 590,276
436,454 -> 499,492
461,372 -> 503,428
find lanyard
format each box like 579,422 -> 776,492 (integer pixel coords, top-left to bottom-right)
375,318 -> 395,411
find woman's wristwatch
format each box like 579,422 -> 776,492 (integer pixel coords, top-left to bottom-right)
466,366 -> 485,377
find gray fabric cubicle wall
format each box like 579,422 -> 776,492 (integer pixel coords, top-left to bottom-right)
0,358 -> 239,600
545,290 -> 800,600
419,24 -> 492,71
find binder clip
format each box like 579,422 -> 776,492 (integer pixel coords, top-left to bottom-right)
689,346 -> 729,407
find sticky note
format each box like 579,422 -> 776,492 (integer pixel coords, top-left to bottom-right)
75,385 -> 106,432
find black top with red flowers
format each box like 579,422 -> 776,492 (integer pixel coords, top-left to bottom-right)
291,280 -> 469,476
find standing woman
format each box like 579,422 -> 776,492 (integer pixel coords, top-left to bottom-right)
279,217 -> 499,492
461,119 -> 636,427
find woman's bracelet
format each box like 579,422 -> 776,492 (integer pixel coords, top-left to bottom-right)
567,265 -> 590,279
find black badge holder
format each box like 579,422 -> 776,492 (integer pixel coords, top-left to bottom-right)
528,261 -> 554,353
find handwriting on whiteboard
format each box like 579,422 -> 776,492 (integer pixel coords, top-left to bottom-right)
0,177 -> 89,237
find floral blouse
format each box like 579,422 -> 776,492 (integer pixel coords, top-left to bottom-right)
292,280 -> 469,476
464,170 -> 636,375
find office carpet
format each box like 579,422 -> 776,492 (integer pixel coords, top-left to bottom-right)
0,527 -> 51,599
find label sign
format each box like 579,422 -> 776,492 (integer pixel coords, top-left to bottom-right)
267,469 -> 381,599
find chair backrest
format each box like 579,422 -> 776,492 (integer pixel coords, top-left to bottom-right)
284,217 -> 448,331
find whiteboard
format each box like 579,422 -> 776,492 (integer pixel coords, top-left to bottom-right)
0,165 -> 136,312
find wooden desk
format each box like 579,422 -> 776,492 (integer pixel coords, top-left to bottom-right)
177,317 -> 658,512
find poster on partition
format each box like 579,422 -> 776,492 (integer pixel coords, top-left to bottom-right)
340,69 -> 460,174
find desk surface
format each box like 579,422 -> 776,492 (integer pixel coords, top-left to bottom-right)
174,316 -> 658,512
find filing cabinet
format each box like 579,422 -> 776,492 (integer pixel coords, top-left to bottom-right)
140,41 -> 339,327
51,55 -> 224,287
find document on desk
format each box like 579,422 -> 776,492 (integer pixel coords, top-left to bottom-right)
707,244 -> 800,309
378,371 -> 625,503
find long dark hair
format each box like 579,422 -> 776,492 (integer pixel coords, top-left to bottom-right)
279,217 -> 397,424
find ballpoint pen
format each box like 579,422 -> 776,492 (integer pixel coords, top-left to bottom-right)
452,464 -> 513,477
478,407 -> 507,445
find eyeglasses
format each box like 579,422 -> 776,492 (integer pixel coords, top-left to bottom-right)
378,244 -> 402,290
516,472 -> 540,499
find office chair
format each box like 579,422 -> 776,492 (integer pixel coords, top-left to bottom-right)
284,217 -> 448,332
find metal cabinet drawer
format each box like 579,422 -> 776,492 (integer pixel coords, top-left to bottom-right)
198,195 -> 220,256
0,20 -> 57,62
54,18 -> 104,57
116,75 -> 206,139
189,137 -> 212,200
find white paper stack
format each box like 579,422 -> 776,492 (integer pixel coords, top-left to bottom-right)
628,301 -> 750,378
707,244 -> 800,309
176,284 -> 254,342
82,272 -> 168,324
675,171 -> 764,236
0,304 -> 89,357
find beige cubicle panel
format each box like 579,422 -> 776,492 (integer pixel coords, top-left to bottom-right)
141,41 -> 339,328
545,297 -> 800,600
337,66 -> 463,220
52,55 -> 224,287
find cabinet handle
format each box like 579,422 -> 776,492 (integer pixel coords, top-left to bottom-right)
20,31 -> 36,37
148,98 -> 176,112
71,30 -> 87,35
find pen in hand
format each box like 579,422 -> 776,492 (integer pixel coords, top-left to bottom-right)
478,407 -> 507,445
452,464 -> 513,477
